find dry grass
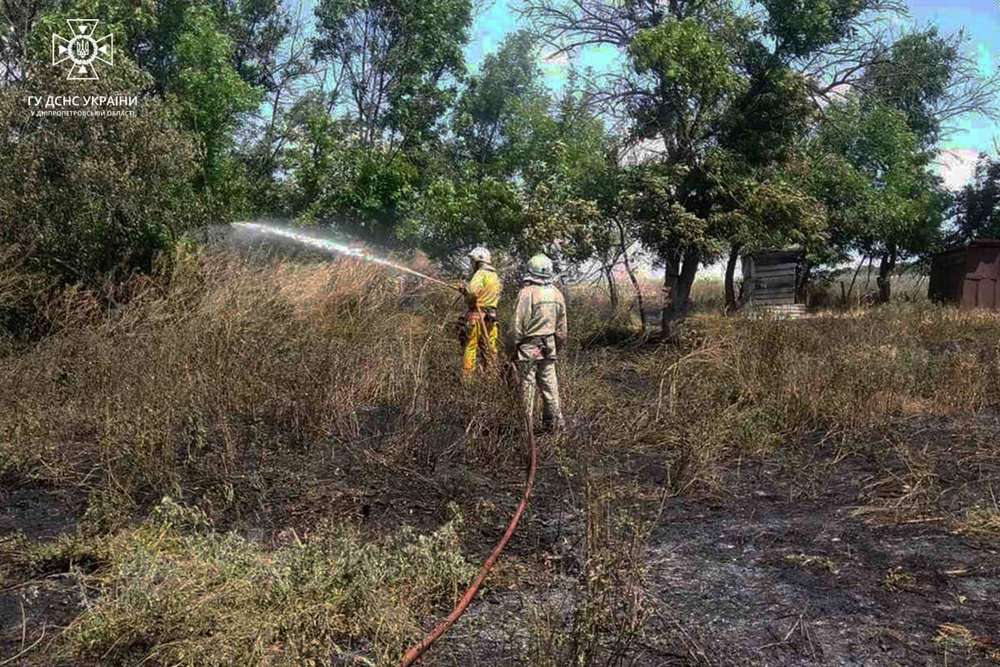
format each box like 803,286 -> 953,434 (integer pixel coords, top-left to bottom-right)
59,499 -> 473,666
0,248 -> 520,525
560,304 -> 1000,497
526,472 -> 653,666
2,245 -> 999,665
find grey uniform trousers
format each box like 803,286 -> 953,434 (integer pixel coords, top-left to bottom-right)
517,335 -> 564,429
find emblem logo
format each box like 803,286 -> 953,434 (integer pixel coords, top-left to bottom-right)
52,19 -> 113,80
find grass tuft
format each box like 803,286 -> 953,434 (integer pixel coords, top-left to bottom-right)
61,498 -> 474,666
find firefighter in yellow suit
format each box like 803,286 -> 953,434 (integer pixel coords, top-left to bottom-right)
460,247 -> 502,374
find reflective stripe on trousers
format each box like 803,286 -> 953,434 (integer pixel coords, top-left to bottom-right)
463,315 -> 498,373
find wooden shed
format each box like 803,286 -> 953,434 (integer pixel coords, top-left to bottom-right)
929,239 -> 1000,311
741,249 -> 805,314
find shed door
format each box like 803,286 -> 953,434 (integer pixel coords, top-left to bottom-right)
979,278 -> 997,309
963,246 -> 1000,310
961,278 -> 999,310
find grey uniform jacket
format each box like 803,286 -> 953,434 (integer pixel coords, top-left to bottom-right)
512,283 -> 567,361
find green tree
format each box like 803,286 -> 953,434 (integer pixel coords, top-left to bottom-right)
0,0 -> 59,83
520,0 -> 876,332
952,155 -> 1000,244
282,91 -> 351,214
170,6 -> 263,211
757,0 -> 873,58
398,175 -> 524,269
707,155 -> 828,310
452,30 -> 549,175
0,61 -> 201,286
814,99 -> 947,302
312,0 -> 473,149
116,0 -> 291,93
860,28 -> 999,148
400,85 -> 608,271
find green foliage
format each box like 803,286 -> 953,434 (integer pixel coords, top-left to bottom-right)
401,89 -> 608,265
862,28 -> 961,145
398,174 -> 522,265
0,62 -> 201,286
619,4 -> 836,319
25,0 -> 288,92
313,0 -> 473,147
711,155 -> 828,252
814,98 -> 946,260
622,163 -> 722,261
952,155 -> 1000,243
3,0 -> 990,322
630,19 -> 737,93
720,67 -> 815,166
453,30 -> 549,174
758,0 -> 868,57
62,498 -> 474,666
629,17 -> 745,142
170,5 -> 263,209
299,147 -> 418,244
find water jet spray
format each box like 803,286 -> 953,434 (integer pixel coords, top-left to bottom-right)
233,222 -> 459,291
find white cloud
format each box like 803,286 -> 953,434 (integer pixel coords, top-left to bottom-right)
543,50 -> 570,66
619,137 -> 665,166
936,148 -> 980,191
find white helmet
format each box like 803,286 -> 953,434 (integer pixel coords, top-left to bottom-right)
468,247 -> 492,265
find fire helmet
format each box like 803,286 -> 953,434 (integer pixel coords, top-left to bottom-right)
526,253 -> 555,284
468,247 -> 492,265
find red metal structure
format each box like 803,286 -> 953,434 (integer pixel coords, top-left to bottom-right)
929,239 -> 1000,311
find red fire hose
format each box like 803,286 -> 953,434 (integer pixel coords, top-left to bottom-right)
399,408 -> 538,666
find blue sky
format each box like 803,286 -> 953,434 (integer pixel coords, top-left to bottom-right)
465,0 -> 1000,188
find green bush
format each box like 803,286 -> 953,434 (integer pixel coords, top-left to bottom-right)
0,60 -> 202,288
61,498 -> 474,666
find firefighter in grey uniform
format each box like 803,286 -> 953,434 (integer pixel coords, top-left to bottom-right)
512,253 -> 567,431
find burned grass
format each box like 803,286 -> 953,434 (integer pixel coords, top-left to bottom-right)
1,250 -> 999,665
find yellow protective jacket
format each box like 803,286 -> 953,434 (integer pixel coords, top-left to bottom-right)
466,267 -> 502,311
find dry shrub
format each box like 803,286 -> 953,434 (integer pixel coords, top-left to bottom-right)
689,277 -> 725,313
5,249 -> 997,507
3,250 -> 1000,665
559,305 -> 1000,494
0,244 -> 54,347
527,472 -> 652,666
0,249 -> 519,520
59,498 -> 474,666
955,506 -> 1000,537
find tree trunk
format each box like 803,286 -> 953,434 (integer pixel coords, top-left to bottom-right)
797,262 -> 812,305
661,249 -> 699,340
845,255 -> 866,306
724,244 -> 742,313
605,264 -> 620,312
615,219 -> 647,334
876,248 -> 897,304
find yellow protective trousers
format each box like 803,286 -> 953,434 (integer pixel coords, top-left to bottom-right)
462,312 -> 498,373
